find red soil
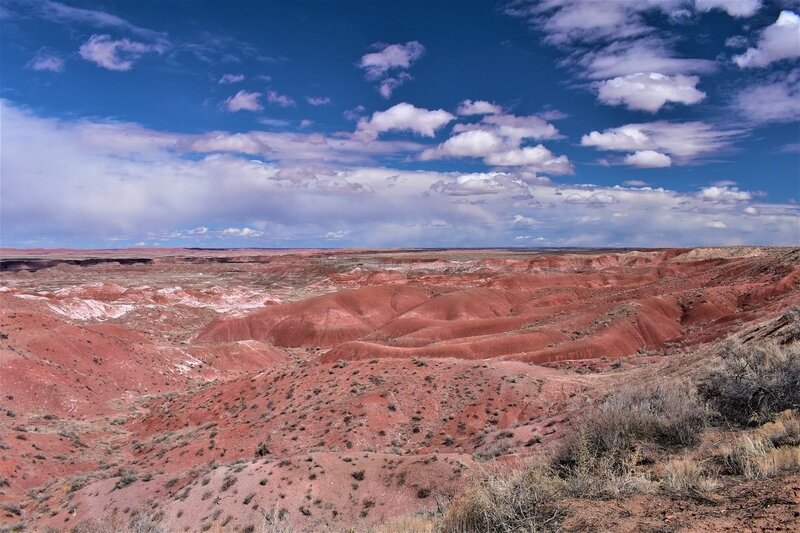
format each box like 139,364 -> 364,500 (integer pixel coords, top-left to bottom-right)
0,247 -> 798,531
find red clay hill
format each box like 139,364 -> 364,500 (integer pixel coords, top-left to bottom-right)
0,247 -> 798,531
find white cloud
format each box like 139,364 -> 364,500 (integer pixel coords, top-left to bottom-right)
27,50 -> 64,72
457,100 -> 503,116
480,114 -> 561,141
695,0 -> 761,17
224,90 -> 263,112
359,41 -> 424,77
698,186 -> 753,202
624,150 -> 672,168
733,11 -> 800,68
344,105 -> 366,121
359,41 -> 424,98
79,34 -> 166,71
218,73 -> 244,84
421,113 -> 568,173
485,146 -> 573,174
378,73 -> 411,98
355,103 -> 454,141
420,130 -> 505,159
267,90 -> 295,107
623,179 -> 648,187
581,121 -> 738,162
325,230 -> 350,240
306,96 -> 331,106
432,172 -> 524,196
222,227 -> 263,237
706,220 -> 728,229
596,72 -> 706,112
733,69 -> 800,124
579,38 -> 716,79
3,99 -> 798,248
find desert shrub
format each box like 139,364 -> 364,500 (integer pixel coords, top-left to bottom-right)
70,512 -> 165,533
260,507 -> 294,533
700,340 -> 800,426
553,380 -> 706,498
662,458 -> 719,496
439,462 -> 566,533
720,410 -> 800,479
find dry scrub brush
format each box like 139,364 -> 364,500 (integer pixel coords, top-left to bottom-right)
700,340 -> 800,426
719,409 -> 800,479
553,380 -> 706,498
438,462 -> 566,533
440,380 -> 708,531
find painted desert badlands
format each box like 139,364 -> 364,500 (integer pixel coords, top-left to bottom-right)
1,246 -> 799,532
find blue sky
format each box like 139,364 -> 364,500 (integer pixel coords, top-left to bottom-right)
1,0 -> 799,248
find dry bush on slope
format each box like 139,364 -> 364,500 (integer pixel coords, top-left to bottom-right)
69,512 -> 165,533
700,340 -> 800,426
720,409 -> 800,479
439,462 -> 566,533
440,381 -> 708,531
554,380 -> 706,498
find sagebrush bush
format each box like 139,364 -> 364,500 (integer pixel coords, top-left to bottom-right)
700,340 -> 800,426
557,381 -> 706,471
439,462 -> 566,533
551,381 -> 705,498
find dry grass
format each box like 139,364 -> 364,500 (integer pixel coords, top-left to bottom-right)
373,515 -> 435,533
662,458 -> 719,496
720,410 -> 800,479
700,340 -> 800,426
439,462 -> 566,533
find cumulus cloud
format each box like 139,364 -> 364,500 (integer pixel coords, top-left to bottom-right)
504,1 -> 721,111
432,172 -> 524,196
485,146 -> 573,174
624,150 -> 672,168
421,113 -> 568,173
79,34 -> 166,71
420,130 -> 505,159
306,96 -> 331,106
3,99 -> 797,248
27,50 -> 64,72
267,90 -> 295,107
359,41 -> 424,98
596,72 -> 706,112
581,121 -> 739,163
457,100 -> 503,116
698,185 -> 753,202
218,73 -> 244,84
564,191 -> 619,205
221,227 -> 263,237
733,69 -> 800,124
355,103 -> 454,141
224,90 -> 263,112
733,11 -> 800,68
480,114 -> 561,141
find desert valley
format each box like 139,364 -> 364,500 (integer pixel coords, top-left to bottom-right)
1,247 -> 798,532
